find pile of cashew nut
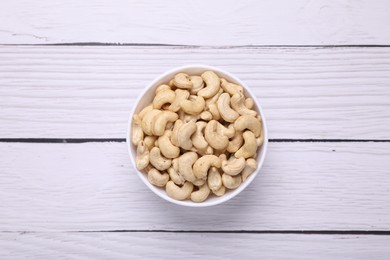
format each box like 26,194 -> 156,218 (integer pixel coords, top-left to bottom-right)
131,71 -> 263,202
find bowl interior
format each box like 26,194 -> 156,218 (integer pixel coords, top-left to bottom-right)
127,65 -> 268,207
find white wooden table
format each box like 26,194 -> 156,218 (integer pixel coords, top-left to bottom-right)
1,1 -> 390,259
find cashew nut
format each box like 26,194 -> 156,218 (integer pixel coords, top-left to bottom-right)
178,152 -> 199,183
235,131 -> 257,159
193,155 -> 221,180
173,73 -> 193,89
148,168 -> 169,187
181,95 -> 205,115
231,93 -> 257,117
136,140 -> 149,170
177,121 -> 196,150
204,120 -> 229,150
149,147 -> 171,171
234,115 -> 262,137
189,75 -> 204,94
216,122 -> 235,139
138,104 -> 153,119
191,183 -> 210,203
221,78 -> 243,96
245,98 -> 254,109
200,111 -> 212,121
168,167 -> 185,185
212,185 -> 226,196
144,135 -> 157,151
217,93 -> 239,122
153,89 -> 176,109
170,119 -> 183,146
131,114 -> 144,146
222,157 -> 246,176
205,88 -> 223,108
242,158 -> 257,182
158,130 -> 180,159
222,173 -> 242,189
153,111 -> 178,136
227,131 -> 243,153
256,134 -> 264,147
198,71 -> 221,98
166,181 -> 194,201
191,121 -> 208,151
207,167 -> 222,192
208,103 -> 221,121
155,84 -> 171,94
141,109 -> 161,135
169,89 -> 190,112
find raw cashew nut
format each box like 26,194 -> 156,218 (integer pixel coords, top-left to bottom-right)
193,155 -> 221,180
169,89 -> 190,112
234,115 -> 262,137
198,71 -> 221,98
144,135 -> 157,151
212,185 -> 226,196
222,157 -> 246,176
222,173 -> 242,189
242,158 -> 257,182
235,131 -> 257,159
217,93 -> 239,122
205,88 -> 223,107
245,98 -> 254,109
221,78 -> 243,96
189,75 -> 204,94
191,183 -> 210,202
216,122 -> 235,139
153,111 -> 178,136
256,134 -> 264,147
227,131 -> 244,153
173,73 -> 193,89
204,120 -> 229,150
231,93 -> 257,117
170,119 -> 183,146
158,130 -> 180,159
208,103 -> 221,121
177,121 -> 197,150
207,167 -> 222,192
138,104 -> 153,119
166,181 -> 194,200
136,140 -> 149,170
149,147 -> 172,171
147,168 -> 169,187
178,152 -> 199,183
141,109 -> 161,135
131,114 -> 144,146
191,121 -> 208,151
168,167 -> 185,185
155,84 -> 171,94
180,95 -> 205,115
153,89 -> 175,109
200,111 -> 212,121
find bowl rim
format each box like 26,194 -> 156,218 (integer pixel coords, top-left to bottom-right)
126,64 -> 268,207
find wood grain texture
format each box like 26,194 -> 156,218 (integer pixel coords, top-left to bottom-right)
0,142 -> 389,231
1,232 -> 389,259
1,46 -> 389,139
0,0 -> 390,45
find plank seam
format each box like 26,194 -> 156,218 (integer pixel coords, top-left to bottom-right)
1,230 -> 390,235
1,43 -> 390,48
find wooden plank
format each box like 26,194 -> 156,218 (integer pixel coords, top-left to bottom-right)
0,142 -> 389,231
1,232 -> 389,259
1,46 -> 389,139
0,0 -> 389,45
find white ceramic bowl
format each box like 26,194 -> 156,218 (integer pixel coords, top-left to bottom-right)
126,65 -> 268,207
